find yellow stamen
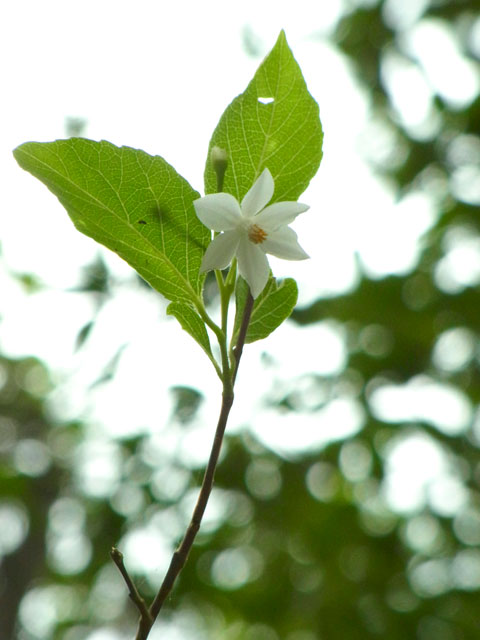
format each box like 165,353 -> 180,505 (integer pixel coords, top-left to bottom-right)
248,224 -> 268,244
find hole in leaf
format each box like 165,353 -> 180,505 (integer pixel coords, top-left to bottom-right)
258,97 -> 274,105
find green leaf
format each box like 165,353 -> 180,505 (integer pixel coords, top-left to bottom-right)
13,139 -> 210,304
167,301 -> 214,361
232,276 -> 298,344
205,30 -> 323,202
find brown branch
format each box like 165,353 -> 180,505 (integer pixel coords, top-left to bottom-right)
147,391 -> 234,619
110,547 -> 153,627
113,287 -> 255,640
232,291 -> 254,384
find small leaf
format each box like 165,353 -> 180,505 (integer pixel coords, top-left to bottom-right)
13,139 -> 210,304
170,386 -> 204,425
75,321 -> 94,351
167,301 -> 214,360
89,344 -> 127,388
232,276 -> 298,344
205,30 -> 323,203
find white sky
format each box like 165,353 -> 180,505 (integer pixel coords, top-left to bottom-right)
1,4 -> 480,635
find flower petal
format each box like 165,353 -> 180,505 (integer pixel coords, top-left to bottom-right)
236,236 -> 270,298
194,193 -> 242,231
262,226 -> 310,260
200,231 -> 240,272
255,201 -> 309,231
241,168 -> 274,218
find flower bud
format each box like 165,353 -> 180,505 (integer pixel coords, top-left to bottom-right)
211,146 -> 228,191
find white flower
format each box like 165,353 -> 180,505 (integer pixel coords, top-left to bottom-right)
193,168 -> 309,298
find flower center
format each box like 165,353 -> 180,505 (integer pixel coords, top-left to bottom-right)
248,223 -> 268,244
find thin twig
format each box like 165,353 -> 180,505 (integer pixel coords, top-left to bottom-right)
110,547 -> 153,625
121,286 -> 255,640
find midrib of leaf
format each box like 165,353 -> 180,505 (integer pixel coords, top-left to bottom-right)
250,287 -> 287,332
20,145 -> 202,306
59,145 -> 197,301
256,89 -> 316,202
248,283 -> 282,328
234,37 -> 308,199
232,47 -> 283,192
254,45 -> 283,182
231,100 -> 247,198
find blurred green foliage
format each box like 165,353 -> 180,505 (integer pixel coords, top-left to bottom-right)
2,1 -> 480,639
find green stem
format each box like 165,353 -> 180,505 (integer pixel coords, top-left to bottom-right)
195,298 -> 221,337
212,260 -> 238,387
191,298 -> 225,380
218,281 -> 233,390
224,258 -> 237,293
204,349 -> 223,380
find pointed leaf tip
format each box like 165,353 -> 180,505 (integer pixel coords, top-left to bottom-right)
204,30 -> 323,204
